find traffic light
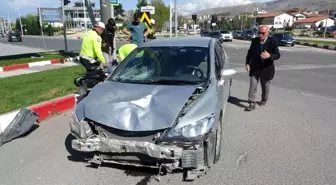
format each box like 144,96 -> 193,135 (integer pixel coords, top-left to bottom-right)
64,0 -> 70,6
192,14 -> 197,21
211,15 -> 217,23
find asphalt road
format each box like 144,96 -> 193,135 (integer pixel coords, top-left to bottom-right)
0,36 -> 127,52
0,38 -> 336,185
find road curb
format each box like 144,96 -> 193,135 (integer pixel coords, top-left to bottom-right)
30,95 -> 76,121
0,94 -> 76,125
0,56 -> 79,72
296,41 -> 336,51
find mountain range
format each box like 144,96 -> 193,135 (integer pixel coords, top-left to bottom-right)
189,0 -> 336,17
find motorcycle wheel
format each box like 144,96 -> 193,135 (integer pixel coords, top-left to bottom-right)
74,77 -> 85,87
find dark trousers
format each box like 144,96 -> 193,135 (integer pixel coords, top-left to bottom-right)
248,71 -> 271,105
79,57 -> 105,76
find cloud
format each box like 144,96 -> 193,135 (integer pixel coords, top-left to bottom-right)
179,0 -> 266,15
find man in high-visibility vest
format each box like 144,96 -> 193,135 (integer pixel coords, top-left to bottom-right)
79,22 -> 107,73
117,43 -> 138,62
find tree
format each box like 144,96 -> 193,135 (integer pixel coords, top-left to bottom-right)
150,0 -> 169,30
135,0 -> 148,13
16,14 -> 41,35
114,3 -> 125,22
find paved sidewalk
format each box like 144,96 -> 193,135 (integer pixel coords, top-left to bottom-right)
0,62 -> 78,78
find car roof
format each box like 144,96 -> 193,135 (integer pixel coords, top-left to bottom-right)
140,37 -> 213,48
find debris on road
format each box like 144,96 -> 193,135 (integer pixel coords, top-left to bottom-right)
0,108 -> 38,147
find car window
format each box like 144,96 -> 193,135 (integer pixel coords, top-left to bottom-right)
109,46 -> 209,84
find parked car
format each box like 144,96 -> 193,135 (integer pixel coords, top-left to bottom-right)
271,32 -> 296,46
8,30 -> 22,42
200,29 -> 210,37
208,31 -> 223,41
70,37 -> 236,181
233,30 -> 242,39
243,30 -> 257,40
219,30 -> 233,42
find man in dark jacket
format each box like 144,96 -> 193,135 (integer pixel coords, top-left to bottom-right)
102,18 -> 116,66
245,25 -> 281,111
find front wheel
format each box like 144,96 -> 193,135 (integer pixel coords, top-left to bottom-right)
214,117 -> 223,163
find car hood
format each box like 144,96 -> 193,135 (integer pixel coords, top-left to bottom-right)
75,81 -> 197,131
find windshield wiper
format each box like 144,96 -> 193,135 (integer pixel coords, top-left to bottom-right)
136,79 -> 203,85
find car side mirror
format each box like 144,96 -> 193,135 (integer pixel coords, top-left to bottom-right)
221,68 -> 236,78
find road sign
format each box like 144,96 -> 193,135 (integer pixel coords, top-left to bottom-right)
140,12 -> 151,29
141,6 -> 155,14
39,8 -> 62,22
110,0 -> 119,6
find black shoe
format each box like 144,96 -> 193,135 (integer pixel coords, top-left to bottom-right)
258,101 -> 267,106
245,104 -> 256,111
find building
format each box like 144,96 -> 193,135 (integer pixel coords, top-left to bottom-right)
290,13 -> 307,21
64,2 -> 101,29
318,9 -> 336,18
294,15 -> 335,29
255,12 -> 295,29
284,8 -> 313,16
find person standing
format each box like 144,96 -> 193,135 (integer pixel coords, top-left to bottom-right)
245,25 -> 281,111
102,18 -> 116,66
122,13 -> 150,46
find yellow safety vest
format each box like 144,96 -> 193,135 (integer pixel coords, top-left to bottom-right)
80,30 -> 106,64
118,43 -> 138,61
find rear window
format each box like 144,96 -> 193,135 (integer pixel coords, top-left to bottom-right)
220,30 -> 230,34
11,31 -> 20,35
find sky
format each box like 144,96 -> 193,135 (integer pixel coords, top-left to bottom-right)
1,0 -> 268,22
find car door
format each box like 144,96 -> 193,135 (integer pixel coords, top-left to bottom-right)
214,41 -> 225,111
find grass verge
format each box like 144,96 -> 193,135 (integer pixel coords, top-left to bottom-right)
0,65 -> 85,114
0,51 -> 78,67
296,39 -> 336,46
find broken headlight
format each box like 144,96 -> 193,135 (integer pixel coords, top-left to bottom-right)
69,112 -> 93,139
164,116 -> 215,140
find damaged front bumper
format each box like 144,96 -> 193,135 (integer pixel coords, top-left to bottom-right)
71,136 -> 183,160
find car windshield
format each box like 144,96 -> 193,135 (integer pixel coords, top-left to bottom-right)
108,46 -> 209,85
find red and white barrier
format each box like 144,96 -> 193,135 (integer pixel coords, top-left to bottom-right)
0,57 -> 79,72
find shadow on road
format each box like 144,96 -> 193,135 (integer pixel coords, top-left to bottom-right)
228,96 -> 248,108
64,134 -> 182,185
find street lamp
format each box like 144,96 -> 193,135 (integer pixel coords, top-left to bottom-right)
323,0 -> 335,38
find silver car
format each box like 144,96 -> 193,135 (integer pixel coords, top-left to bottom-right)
69,37 -> 236,181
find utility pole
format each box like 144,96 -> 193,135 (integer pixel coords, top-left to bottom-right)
240,12 -> 244,31
100,0 -> 111,24
61,0 -> 68,51
18,8 -> 23,35
111,3 -> 116,60
174,0 -> 177,37
169,0 -> 172,37
323,0 -> 333,38
82,0 -> 87,31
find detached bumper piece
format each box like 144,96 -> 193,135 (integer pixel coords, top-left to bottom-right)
0,108 -> 38,147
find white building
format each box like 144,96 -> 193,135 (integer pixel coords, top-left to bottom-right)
256,12 -> 295,29
294,15 -> 335,29
291,13 -> 307,21
64,1 -> 101,29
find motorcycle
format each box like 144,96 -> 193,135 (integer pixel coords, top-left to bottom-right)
74,60 -> 118,98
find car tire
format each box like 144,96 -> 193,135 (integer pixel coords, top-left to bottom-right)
214,115 -> 223,163
291,43 -> 295,47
